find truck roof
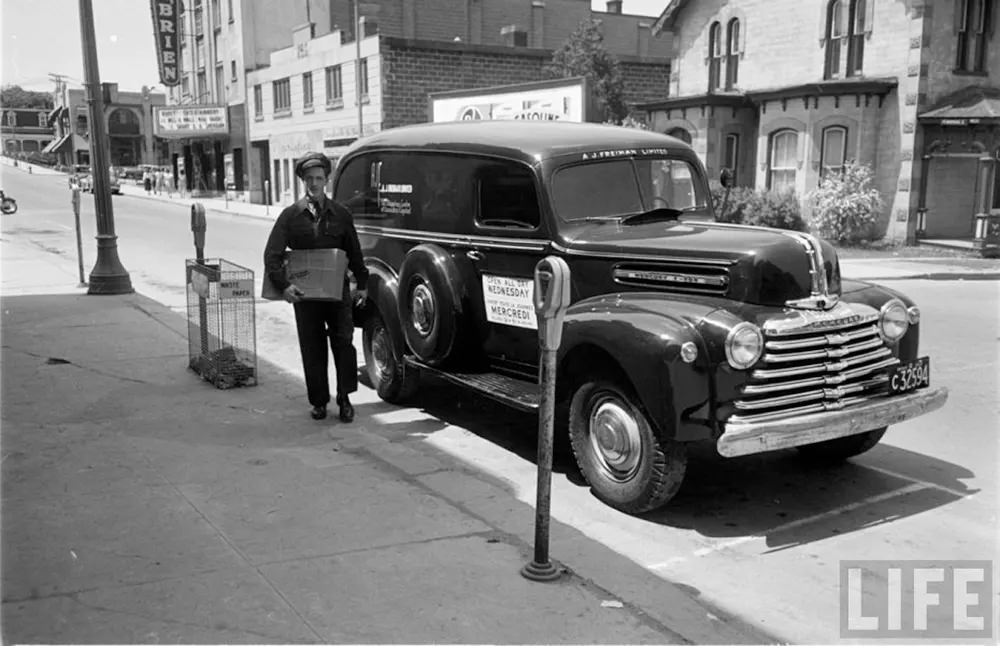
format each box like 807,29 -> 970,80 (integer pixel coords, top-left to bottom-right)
343,120 -> 694,164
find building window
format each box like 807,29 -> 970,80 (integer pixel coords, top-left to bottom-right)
956,0 -> 991,73
820,126 -> 847,180
213,31 -> 221,66
325,65 -> 343,106
196,71 -> 207,101
725,19 -> 740,90
253,84 -> 263,118
768,129 -> 799,194
227,0 -> 233,22
182,74 -> 191,98
215,64 -> 224,101
708,21 -> 722,91
273,78 -> 291,114
303,72 -> 314,109
723,133 -> 739,185
230,61 -> 237,83
37,112 -> 47,127
359,57 -> 369,99
210,0 -> 221,28
825,0 -> 866,79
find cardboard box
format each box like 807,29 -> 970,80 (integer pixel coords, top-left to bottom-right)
261,248 -> 348,301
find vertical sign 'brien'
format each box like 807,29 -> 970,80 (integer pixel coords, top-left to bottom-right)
151,0 -> 181,86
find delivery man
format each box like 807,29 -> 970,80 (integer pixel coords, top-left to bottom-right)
263,152 -> 368,422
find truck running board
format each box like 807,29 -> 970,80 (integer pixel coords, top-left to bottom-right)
404,358 -> 540,412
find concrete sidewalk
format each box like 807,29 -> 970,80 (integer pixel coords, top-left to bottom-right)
0,228 -> 774,642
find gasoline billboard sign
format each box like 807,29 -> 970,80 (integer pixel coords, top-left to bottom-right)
151,0 -> 181,86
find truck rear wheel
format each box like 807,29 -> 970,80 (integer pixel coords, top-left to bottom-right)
568,378 -> 686,514
363,309 -> 420,404
796,427 -> 886,462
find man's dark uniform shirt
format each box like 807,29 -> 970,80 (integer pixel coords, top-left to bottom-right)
264,196 -> 369,296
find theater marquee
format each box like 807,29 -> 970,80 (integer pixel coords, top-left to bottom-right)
154,106 -> 229,138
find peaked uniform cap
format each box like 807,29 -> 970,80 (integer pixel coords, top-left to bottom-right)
295,152 -> 332,178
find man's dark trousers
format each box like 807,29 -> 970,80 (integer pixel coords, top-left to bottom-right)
293,299 -> 357,407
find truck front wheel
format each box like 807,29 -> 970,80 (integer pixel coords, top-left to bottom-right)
568,378 -> 686,514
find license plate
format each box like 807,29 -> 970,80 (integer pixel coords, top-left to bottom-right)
888,356 -> 930,394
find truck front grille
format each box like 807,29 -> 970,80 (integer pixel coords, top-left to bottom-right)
728,318 -> 898,424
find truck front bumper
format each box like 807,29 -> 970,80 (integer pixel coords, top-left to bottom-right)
716,386 -> 949,457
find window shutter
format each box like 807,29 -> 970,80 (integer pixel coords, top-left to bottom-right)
863,0 -> 874,36
954,0 -> 966,35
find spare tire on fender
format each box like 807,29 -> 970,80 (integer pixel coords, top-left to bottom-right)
396,244 -> 463,366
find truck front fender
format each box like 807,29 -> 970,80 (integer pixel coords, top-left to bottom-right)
558,293 -> 721,442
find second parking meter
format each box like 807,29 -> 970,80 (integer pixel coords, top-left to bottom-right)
522,256 -> 571,582
191,203 -> 207,263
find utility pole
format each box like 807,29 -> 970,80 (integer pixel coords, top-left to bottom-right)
78,0 -> 133,294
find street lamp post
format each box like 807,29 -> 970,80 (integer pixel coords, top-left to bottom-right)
78,0 -> 132,294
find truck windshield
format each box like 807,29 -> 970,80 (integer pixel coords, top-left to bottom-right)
551,157 -> 709,223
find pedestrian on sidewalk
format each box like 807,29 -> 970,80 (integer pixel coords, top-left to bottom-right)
155,168 -> 166,195
142,168 -> 152,194
263,152 -> 368,423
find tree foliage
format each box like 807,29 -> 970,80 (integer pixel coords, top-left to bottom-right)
1,85 -> 54,109
545,19 -> 628,123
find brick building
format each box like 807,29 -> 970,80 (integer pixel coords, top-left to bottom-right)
242,0 -> 672,205
641,0 -> 999,244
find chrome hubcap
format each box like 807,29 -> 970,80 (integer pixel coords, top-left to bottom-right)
588,395 -> 642,482
410,283 -> 435,336
371,324 -> 393,382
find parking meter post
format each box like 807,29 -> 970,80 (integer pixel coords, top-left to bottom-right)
191,203 -> 208,356
71,187 -> 87,287
521,256 -> 571,583
264,180 -> 270,216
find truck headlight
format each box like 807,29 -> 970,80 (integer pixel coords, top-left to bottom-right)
725,322 -> 763,370
879,299 -> 909,342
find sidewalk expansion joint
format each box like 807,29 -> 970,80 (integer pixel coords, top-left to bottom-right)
1,345 -> 152,385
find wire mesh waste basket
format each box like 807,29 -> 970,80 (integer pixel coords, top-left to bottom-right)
186,258 -> 258,388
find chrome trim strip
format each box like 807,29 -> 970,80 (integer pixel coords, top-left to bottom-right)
356,224 -> 550,252
717,386 -> 949,457
612,267 -> 729,288
761,336 -> 885,363
762,302 -> 880,336
750,348 -> 894,380
549,240 -> 733,266
765,325 -> 877,350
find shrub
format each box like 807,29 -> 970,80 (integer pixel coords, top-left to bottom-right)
710,183 -> 806,231
807,161 -> 883,244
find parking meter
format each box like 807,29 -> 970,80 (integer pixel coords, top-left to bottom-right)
191,203 -> 206,262
71,187 -> 86,287
522,255 -> 571,583
533,256 -> 571,350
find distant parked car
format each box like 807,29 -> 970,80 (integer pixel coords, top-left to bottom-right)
76,167 -> 121,194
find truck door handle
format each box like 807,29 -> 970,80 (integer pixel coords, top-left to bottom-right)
467,250 -> 484,262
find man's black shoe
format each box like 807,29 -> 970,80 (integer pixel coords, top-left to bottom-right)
310,405 -> 328,420
336,396 -> 355,423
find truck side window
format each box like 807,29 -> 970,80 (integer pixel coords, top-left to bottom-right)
476,161 -> 540,230
334,155 -> 379,216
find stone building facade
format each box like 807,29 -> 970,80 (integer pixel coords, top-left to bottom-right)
642,0 -> 999,244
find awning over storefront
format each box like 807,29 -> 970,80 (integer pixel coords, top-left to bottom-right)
919,85 -> 1000,123
42,133 -> 88,154
46,106 -> 67,127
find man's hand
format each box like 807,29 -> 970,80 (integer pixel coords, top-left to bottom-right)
283,284 -> 305,303
353,289 -> 368,307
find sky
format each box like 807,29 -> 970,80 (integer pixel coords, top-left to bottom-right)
1,0 -> 668,96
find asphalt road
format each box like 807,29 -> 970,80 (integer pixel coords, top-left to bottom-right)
4,167 -> 998,643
